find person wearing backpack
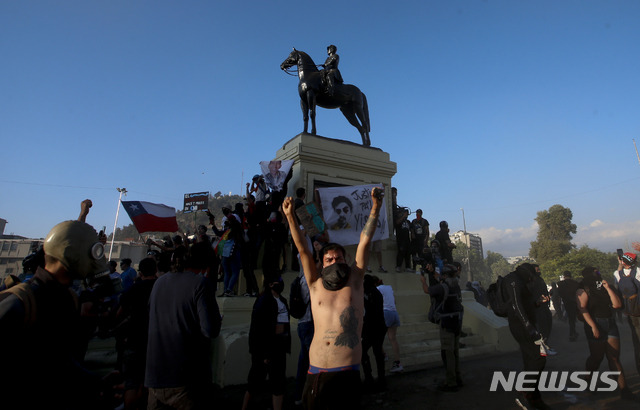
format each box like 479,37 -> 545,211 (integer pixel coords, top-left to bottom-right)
0,219 -> 111,409
613,250 -> 640,377
419,264 -> 463,392
502,263 -> 552,410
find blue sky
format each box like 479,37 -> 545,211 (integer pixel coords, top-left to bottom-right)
2,1 -> 639,257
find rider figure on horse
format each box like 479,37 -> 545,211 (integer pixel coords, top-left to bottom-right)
322,45 -> 343,97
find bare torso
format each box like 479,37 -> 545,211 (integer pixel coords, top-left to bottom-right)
308,267 -> 364,368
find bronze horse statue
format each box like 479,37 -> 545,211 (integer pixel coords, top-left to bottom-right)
280,48 -> 371,146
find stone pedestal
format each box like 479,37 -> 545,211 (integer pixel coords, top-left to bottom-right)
275,133 -> 397,248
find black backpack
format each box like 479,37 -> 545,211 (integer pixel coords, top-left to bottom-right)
289,275 -> 308,319
428,283 -> 462,324
428,282 -> 448,324
486,275 -> 509,317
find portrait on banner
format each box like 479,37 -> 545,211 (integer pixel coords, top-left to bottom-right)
317,183 -> 388,246
260,160 -> 293,192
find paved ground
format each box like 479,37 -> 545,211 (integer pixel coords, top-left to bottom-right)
216,317 -> 640,409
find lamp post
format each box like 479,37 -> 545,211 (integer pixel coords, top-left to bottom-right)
108,187 -> 127,261
461,208 -> 472,281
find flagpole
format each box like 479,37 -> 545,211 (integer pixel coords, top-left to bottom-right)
109,187 -> 127,261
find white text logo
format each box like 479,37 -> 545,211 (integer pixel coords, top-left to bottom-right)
489,371 -> 619,392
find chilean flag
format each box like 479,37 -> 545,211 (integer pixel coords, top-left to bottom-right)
122,201 -> 179,233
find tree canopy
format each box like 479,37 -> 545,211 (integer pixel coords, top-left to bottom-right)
538,245 -> 618,285
529,204 -> 576,264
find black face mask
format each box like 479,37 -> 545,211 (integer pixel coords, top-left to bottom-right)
320,263 -> 351,291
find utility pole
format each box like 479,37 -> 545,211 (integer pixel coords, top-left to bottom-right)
634,139 -> 640,166
109,187 -> 127,261
461,208 -> 472,281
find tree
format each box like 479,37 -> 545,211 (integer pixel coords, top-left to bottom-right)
539,245 -> 618,285
486,251 -> 511,282
529,204 -> 576,264
452,241 -> 491,286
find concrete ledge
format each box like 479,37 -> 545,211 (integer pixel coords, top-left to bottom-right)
461,291 -> 519,353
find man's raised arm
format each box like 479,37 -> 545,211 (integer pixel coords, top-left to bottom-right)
283,197 -> 316,284
355,187 -> 383,272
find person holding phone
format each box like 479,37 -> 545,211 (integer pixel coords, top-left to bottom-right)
613,249 -> 640,377
578,266 -> 635,401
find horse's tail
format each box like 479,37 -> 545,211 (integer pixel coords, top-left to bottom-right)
363,93 -> 370,132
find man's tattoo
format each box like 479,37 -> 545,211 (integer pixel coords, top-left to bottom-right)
323,330 -> 337,340
334,306 -> 359,349
363,214 -> 378,238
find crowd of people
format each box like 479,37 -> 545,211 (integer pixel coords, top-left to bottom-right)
3,183 -> 640,410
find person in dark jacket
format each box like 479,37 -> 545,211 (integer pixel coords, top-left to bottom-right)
532,265 -> 553,342
557,271 -> 581,341
0,219 -> 110,409
502,263 -> 551,409
116,257 -> 157,410
420,264 -> 463,392
361,274 -> 387,391
242,276 -> 291,410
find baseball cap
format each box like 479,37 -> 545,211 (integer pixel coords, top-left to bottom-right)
622,252 -> 637,267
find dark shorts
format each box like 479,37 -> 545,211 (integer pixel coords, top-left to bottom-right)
585,316 -> 619,341
303,367 -> 362,410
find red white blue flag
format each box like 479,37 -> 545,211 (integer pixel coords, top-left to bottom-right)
122,201 -> 179,233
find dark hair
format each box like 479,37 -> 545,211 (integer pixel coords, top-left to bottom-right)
442,264 -> 458,277
439,221 -> 448,229
121,258 -> 132,266
563,270 -> 572,278
138,258 -> 157,277
319,243 -> 346,262
331,195 -> 353,211
296,187 -> 306,198
22,246 -> 45,274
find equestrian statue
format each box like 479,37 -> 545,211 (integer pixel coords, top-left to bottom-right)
280,46 -> 371,146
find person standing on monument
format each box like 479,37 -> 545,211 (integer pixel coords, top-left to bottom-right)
283,186 -> 383,410
391,187 -> 412,272
435,221 -> 456,264
322,44 -> 343,96
410,209 -> 429,270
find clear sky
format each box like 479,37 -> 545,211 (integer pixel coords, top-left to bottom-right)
2,1 -> 639,257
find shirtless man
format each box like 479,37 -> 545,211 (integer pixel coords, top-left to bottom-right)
283,186 -> 382,409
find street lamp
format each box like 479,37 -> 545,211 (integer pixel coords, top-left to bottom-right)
108,187 -> 127,261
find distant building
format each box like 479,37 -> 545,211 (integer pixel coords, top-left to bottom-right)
506,256 -> 533,265
452,230 -> 484,258
0,236 -> 148,281
0,238 -> 41,279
